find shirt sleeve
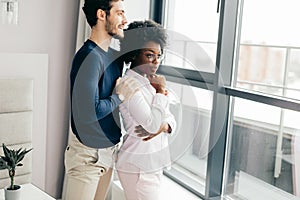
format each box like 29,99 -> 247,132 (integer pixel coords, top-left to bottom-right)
72,52 -> 120,125
127,91 -> 169,133
162,103 -> 177,136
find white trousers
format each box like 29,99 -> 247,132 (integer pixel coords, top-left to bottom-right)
117,163 -> 162,200
62,131 -> 118,200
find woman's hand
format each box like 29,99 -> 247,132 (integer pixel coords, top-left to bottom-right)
147,74 -> 168,95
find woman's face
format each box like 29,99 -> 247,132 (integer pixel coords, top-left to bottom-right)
131,41 -> 162,76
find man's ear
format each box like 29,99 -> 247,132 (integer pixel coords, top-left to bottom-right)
96,9 -> 106,21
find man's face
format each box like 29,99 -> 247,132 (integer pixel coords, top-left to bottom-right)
105,1 -> 127,39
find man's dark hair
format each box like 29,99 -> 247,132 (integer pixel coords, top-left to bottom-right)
82,0 -> 122,28
120,20 -> 168,64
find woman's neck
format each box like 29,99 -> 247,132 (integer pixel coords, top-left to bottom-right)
131,67 -> 145,77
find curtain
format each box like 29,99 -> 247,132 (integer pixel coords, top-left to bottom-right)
76,0 -> 91,51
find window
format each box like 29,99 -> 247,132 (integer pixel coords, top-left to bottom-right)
164,0 -> 219,73
224,0 -> 300,199
153,0 -> 300,199
224,98 -> 300,199
160,0 -> 220,197
166,82 -> 213,195
235,0 -> 300,101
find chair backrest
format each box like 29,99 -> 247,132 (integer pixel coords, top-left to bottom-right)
0,79 -> 33,188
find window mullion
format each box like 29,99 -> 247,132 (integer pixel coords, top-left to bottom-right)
205,0 -> 240,199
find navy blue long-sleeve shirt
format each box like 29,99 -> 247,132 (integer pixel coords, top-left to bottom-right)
70,40 -> 123,148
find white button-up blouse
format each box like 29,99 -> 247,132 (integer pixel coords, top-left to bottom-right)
116,69 -> 176,173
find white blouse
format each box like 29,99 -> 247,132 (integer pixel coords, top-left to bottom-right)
116,69 -> 176,173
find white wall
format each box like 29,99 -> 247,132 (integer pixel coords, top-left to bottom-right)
124,0 -> 150,23
0,0 -> 79,198
0,53 -> 48,191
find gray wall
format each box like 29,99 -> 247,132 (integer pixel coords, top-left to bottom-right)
0,0 -> 79,198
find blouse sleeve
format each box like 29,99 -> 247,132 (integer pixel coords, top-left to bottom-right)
162,103 -> 177,136
127,91 -> 169,133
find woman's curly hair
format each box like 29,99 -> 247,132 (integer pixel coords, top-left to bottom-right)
120,20 -> 168,64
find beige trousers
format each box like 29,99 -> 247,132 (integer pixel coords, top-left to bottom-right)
62,131 -> 118,200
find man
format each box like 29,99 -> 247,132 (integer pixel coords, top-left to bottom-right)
62,0 -> 139,199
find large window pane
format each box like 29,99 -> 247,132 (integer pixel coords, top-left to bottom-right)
224,97 -> 300,200
164,0 -> 219,72
165,82 -> 213,196
235,0 -> 300,100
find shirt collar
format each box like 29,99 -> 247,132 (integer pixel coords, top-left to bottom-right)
125,69 -> 150,85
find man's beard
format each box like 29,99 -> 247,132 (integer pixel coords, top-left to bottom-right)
105,18 -> 123,39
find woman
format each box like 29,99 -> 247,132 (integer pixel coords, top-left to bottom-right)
116,20 -> 176,200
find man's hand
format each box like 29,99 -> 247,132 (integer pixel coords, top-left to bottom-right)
134,124 -> 170,141
116,77 -> 140,102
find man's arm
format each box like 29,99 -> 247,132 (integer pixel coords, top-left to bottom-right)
73,54 -> 141,125
72,53 -> 119,123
